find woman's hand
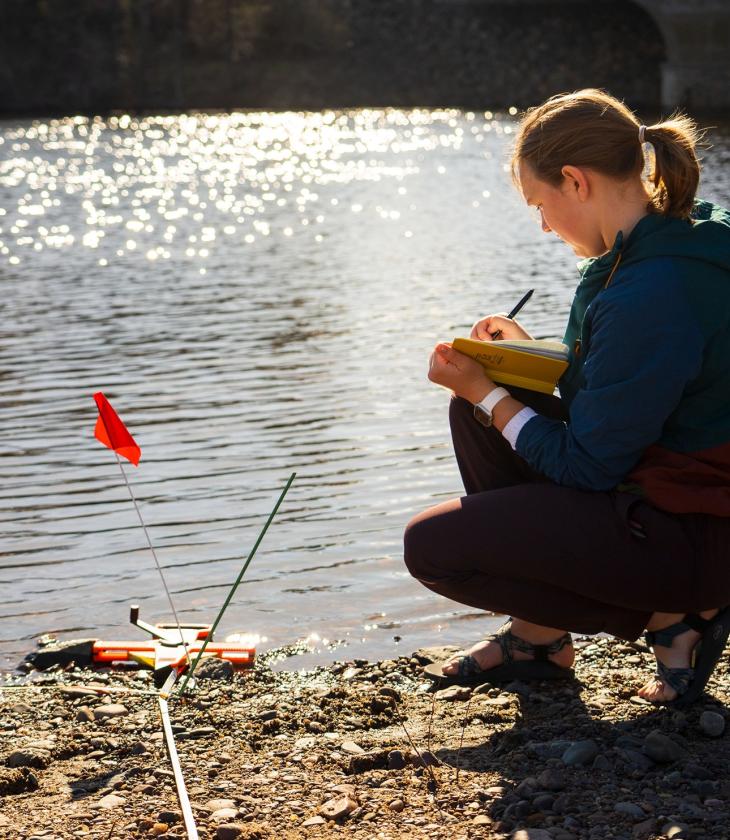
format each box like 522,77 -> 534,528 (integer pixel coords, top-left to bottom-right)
428,342 -> 492,404
470,314 -> 533,342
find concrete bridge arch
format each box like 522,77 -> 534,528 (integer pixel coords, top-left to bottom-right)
634,0 -> 730,110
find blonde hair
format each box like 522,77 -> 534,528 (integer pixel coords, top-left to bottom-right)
511,89 -> 702,219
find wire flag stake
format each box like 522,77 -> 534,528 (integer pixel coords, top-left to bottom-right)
115,453 -> 193,674
178,472 -> 296,695
93,392 -> 192,674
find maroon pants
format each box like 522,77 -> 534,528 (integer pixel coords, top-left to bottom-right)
404,392 -> 730,641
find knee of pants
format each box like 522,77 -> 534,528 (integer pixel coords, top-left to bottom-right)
403,513 -> 434,582
448,393 -> 473,427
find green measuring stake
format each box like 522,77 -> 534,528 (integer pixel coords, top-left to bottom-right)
177,472 -> 296,696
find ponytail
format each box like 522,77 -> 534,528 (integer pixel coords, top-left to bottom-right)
512,90 -> 704,221
644,114 -> 702,219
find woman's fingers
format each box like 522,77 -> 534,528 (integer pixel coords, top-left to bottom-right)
469,314 -> 532,341
470,313 -> 509,341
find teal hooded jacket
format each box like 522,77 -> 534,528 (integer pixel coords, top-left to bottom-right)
515,200 -> 730,515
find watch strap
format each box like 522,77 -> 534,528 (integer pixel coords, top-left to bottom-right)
478,386 -> 510,414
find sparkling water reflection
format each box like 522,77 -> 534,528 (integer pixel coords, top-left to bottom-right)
2,111 -> 729,672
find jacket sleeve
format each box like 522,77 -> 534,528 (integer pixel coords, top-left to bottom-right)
514,263 -> 704,490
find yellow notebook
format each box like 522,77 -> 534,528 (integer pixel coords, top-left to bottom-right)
452,337 -> 570,394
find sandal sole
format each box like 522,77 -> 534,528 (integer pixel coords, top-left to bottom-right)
423,659 -> 574,686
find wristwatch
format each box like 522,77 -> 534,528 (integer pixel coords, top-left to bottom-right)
473,387 -> 510,427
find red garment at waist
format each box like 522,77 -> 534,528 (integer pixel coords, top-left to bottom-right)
629,442 -> 730,516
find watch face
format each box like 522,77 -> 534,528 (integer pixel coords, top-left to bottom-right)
473,403 -> 493,428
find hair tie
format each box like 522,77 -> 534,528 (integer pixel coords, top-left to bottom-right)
638,124 -> 647,144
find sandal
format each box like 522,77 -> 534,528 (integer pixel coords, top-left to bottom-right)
423,619 -> 574,686
643,606 -> 730,708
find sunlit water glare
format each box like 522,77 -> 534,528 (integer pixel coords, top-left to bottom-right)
2,110 -> 730,673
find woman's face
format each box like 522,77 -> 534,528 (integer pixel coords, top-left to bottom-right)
518,161 -> 605,258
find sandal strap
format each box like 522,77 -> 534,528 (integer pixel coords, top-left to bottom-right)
485,620 -> 572,664
455,654 -> 483,680
683,613 -> 711,633
644,613 -> 708,649
655,659 -> 694,697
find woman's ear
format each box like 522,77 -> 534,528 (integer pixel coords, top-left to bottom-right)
561,165 -> 590,202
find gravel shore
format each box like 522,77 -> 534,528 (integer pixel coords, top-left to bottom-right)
1,636 -> 729,840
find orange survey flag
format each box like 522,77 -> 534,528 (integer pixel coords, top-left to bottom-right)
93,392 -> 141,466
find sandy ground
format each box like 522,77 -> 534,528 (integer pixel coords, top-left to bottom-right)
1,636 -> 729,840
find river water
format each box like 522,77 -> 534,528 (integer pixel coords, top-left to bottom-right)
2,110 -> 729,674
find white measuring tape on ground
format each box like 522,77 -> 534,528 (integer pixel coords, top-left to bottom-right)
158,671 -> 199,840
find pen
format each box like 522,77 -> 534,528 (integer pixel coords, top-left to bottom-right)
490,288 -> 534,340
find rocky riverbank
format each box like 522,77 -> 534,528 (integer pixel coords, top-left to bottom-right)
1,636 -> 729,840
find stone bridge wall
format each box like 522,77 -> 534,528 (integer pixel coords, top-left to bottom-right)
0,0 -> 666,114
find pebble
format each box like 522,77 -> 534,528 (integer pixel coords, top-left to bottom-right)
330,784 -> 357,798
415,749 -> 441,767
319,795 -> 358,820
302,816 -> 326,827
511,829 -> 552,839
206,798 -> 236,812
683,761 -> 714,780
535,768 -> 566,792
473,814 -> 491,825
699,710 -> 725,737
60,687 -> 99,700
642,730 -> 687,763
211,808 -> 238,822
632,816 -> 657,837
340,740 -> 365,755
387,749 -> 407,770
197,658 -> 234,681
6,749 -> 49,769
92,704 -> 128,719
388,799 -> 405,812
532,794 -> 554,810
614,801 -> 645,819
377,686 -> 400,700
562,739 -> 598,766
75,706 -> 95,723
177,726 -> 217,739
215,825 -> 244,840
434,685 -> 472,701
618,748 -> 654,772
527,739 -> 572,759
663,770 -> 683,787
96,793 -> 126,809
591,754 -> 611,771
